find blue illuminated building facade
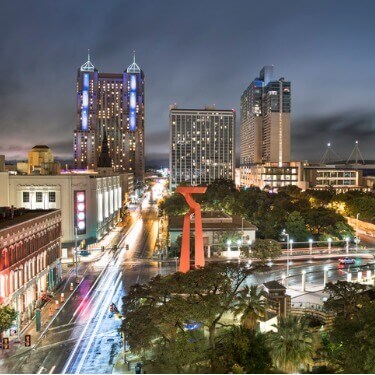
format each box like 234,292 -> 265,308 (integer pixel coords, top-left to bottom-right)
74,53 -> 145,185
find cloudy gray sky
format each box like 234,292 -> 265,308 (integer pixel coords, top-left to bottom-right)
0,0 -> 375,164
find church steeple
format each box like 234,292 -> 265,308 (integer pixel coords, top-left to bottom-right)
98,129 -> 112,168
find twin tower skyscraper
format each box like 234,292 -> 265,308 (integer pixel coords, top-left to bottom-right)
73,53 -> 145,185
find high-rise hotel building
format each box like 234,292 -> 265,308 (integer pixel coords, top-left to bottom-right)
240,66 -> 294,189
170,106 -> 235,189
73,54 -> 145,185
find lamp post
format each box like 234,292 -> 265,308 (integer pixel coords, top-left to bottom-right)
345,237 -> 350,254
289,239 -> 294,255
323,266 -> 329,287
309,239 -> 313,255
301,269 -> 306,292
237,239 -> 242,263
354,237 -> 360,252
74,227 -> 79,282
281,229 -> 290,287
227,240 -> 231,255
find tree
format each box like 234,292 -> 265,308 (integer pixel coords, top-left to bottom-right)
267,315 -> 313,373
251,239 -> 282,261
326,299 -> 375,373
0,305 -> 17,340
216,326 -> 273,374
285,211 -> 309,242
302,207 -> 349,238
216,230 -> 242,251
232,285 -> 267,330
122,262 -> 263,373
323,280 -> 370,318
144,330 -> 207,374
158,192 -> 188,216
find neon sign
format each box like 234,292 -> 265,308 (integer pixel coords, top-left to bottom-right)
74,191 -> 86,235
81,73 -> 89,130
129,75 -> 136,131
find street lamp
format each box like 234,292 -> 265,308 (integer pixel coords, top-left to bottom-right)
281,229 -> 290,287
74,227 -> 79,282
327,238 -> 332,254
289,239 -> 294,255
227,240 -> 231,253
345,237 -> 350,254
237,239 -> 242,263
354,237 -> 360,252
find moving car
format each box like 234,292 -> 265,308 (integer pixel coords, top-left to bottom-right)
339,257 -> 355,265
79,250 -> 90,257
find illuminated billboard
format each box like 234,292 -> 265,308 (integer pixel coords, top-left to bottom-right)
81,73 -> 89,130
74,190 -> 86,235
129,75 -> 136,131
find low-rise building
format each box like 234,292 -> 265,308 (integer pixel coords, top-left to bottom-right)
168,211 -> 257,257
240,162 -> 306,190
0,171 -> 126,251
0,207 -> 62,327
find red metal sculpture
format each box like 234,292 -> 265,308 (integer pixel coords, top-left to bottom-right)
176,186 -> 207,273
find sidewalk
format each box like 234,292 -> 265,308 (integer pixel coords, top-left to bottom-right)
1,218 -> 136,361
0,263 -> 87,361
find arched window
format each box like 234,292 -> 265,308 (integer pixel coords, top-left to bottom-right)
9,245 -> 15,266
9,270 -> 14,294
2,248 -> 9,269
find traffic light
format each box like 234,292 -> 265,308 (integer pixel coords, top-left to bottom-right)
109,303 -> 114,313
2,337 -> 9,349
25,334 -> 31,347
125,244 -> 129,251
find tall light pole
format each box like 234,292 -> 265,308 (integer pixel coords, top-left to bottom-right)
74,227 -> 79,282
281,229 -> 290,287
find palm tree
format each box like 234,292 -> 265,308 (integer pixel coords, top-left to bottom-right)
232,285 -> 267,330
267,315 -> 313,373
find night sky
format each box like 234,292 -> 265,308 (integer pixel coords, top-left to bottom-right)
1,0 -> 375,164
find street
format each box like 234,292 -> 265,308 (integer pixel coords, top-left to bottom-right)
1,192 -> 374,374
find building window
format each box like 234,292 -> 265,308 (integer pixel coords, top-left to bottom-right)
36,192 -> 43,203
23,192 -> 30,203
49,192 -> 56,203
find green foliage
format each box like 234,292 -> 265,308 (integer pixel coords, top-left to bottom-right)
122,262 -> 264,372
216,230 -> 242,250
216,327 -> 273,374
0,305 -> 17,336
326,299 -> 375,373
251,239 -> 282,261
159,192 -> 188,216
285,211 -> 309,241
346,195 -> 375,223
232,285 -> 267,330
267,315 -> 314,373
323,280 -> 370,318
144,331 -> 208,374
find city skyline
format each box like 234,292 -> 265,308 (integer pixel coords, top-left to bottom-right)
1,0 -> 375,163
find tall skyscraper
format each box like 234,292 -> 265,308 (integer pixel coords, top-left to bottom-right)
240,66 -> 291,168
74,53 -> 145,186
170,106 -> 235,189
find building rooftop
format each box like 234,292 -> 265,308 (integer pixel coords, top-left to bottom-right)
0,208 -> 58,231
262,281 -> 286,291
32,145 -> 50,149
169,211 -> 257,231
